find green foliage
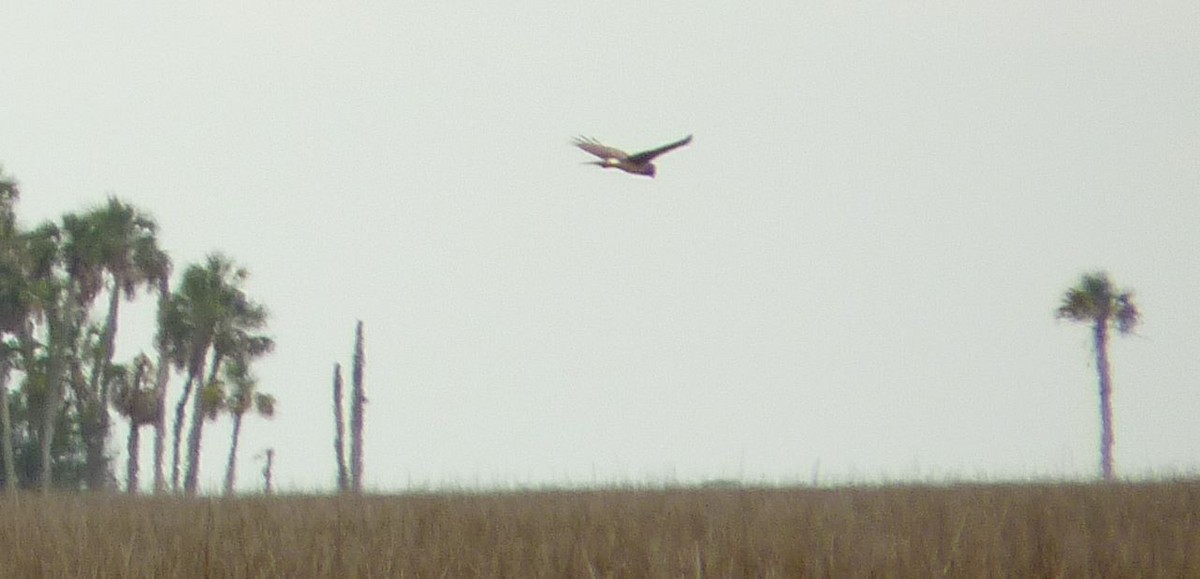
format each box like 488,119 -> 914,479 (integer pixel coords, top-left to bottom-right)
0,256 -> 29,334
1057,271 -> 1141,334
253,393 -> 275,419
0,163 -> 272,493
1057,271 -> 1141,482
201,381 -> 227,420
1,386 -> 87,490
170,252 -> 274,494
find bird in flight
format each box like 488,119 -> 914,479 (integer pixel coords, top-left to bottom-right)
573,134 -> 693,178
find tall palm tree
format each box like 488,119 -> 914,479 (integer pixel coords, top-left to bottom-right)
163,257 -> 230,492
0,178 -> 172,492
55,214 -> 106,489
55,209 -> 130,490
164,254 -> 271,495
221,357 -> 275,495
188,308 -> 271,495
1,196 -> 92,491
163,270 -> 202,492
75,198 -> 170,490
20,220 -> 77,492
1057,271 -> 1140,482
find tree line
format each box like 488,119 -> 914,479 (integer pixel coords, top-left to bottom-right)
0,160 -> 1141,492
0,165 -> 274,495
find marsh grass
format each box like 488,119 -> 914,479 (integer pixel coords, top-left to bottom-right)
1,480 -> 1198,577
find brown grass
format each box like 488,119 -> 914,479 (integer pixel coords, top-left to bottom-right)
1,480 -> 1198,577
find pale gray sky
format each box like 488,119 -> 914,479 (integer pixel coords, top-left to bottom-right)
2,3 -> 1198,492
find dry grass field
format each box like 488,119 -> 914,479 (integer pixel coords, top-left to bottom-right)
1,480 -> 1198,577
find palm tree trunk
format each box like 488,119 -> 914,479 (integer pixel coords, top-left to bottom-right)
262,448 -> 274,495
40,297 -> 71,492
152,360 -> 170,494
93,280 -> 121,403
81,280 -> 122,490
170,369 -> 197,492
1093,320 -> 1115,482
223,412 -> 243,496
152,277 -> 171,494
183,351 -> 222,495
152,381 -> 169,493
11,323 -> 37,491
151,276 -> 170,492
0,358 -> 17,494
183,375 -> 206,496
126,422 -> 140,494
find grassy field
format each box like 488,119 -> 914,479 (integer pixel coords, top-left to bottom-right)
1,480 -> 1198,577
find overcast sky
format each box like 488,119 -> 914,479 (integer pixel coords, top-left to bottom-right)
2,3 -> 1198,493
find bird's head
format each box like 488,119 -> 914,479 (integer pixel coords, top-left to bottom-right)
641,164 -> 657,178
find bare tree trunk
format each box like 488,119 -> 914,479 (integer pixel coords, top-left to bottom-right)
332,363 -> 348,493
349,321 -> 365,494
126,423 -> 140,494
262,448 -> 274,495
0,357 -> 16,494
1094,320 -> 1115,482
223,412 -> 243,496
152,279 -> 171,495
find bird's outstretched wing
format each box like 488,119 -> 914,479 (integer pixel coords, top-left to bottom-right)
626,135 -> 693,164
573,137 -> 629,160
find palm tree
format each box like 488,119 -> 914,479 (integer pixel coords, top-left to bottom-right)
1057,271 -> 1140,482
163,257 -> 228,492
75,198 -> 170,490
53,208 -> 141,490
164,254 -> 271,495
110,354 -> 156,494
1,187 -> 119,492
20,220 -> 77,492
0,177 -> 173,492
190,311 -> 271,495
221,357 -> 275,495
1,199 -> 95,491
163,270 -> 202,492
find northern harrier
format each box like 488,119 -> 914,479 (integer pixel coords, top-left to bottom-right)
573,135 -> 693,178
